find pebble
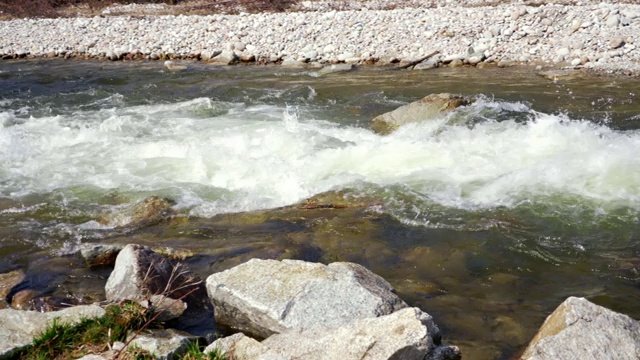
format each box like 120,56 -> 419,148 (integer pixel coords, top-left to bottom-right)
0,1 -> 638,74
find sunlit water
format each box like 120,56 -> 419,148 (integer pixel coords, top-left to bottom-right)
1,59 -> 640,359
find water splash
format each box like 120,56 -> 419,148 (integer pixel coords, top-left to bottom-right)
0,97 -> 638,224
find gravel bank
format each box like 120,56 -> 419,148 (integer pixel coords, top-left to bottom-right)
1,1 -> 639,74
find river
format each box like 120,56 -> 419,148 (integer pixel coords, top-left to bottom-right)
1,59 -> 639,359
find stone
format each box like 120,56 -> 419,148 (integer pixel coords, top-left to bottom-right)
303,50 -> 318,60
606,14 -> 620,27
77,355 -> 109,360
0,305 -> 105,358
556,47 -> 570,57
10,289 -> 40,310
537,69 -> 584,81
210,50 -> 238,65
102,196 -> 174,228
337,52 -> 355,61
79,243 -> 124,267
126,329 -> 199,360
497,60 -> 513,68
206,259 -> 407,339
323,44 -> 336,53
522,297 -> 640,360
570,58 -> 581,66
0,269 -> 26,309
164,60 -> 188,71
449,59 -> 464,67
146,294 -> 187,322
370,93 -> 471,135
610,37 -> 626,49
105,244 -> 215,339
467,55 -> 483,65
239,53 -> 256,62
316,64 -> 355,76
414,62 -> 436,70
205,333 -> 284,360
260,307 -> 461,360
200,50 -> 222,61
281,57 -> 305,67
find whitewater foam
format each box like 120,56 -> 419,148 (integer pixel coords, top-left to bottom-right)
1,97 -> 639,221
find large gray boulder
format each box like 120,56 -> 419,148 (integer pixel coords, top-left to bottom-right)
371,93 -> 471,135
105,244 -> 215,340
0,305 -> 105,359
206,259 -> 407,339
207,308 -> 460,360
521,296 -> 640,360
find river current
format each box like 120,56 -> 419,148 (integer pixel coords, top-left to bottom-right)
1,59 -> 639,358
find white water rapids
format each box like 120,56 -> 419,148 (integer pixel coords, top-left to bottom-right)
1,96 -> 639,222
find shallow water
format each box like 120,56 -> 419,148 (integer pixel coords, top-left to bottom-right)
1,59 -> 640,358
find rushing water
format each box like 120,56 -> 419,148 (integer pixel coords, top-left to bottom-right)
1,59 -> 640,358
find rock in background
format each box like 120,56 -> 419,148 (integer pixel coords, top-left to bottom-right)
371,93 -> 472,135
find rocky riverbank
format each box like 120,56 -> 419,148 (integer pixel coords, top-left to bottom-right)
0,1 -> 639,75
3,242 -> 640,359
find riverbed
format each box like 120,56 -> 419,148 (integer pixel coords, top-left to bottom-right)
1,59 -> 640,359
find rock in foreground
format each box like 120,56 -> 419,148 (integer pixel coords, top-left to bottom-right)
521,296 -> 640,360
207,308 -> 460,360
105,244 -> 215,340
206,259 -> 407,339
371,93 -> 471,135
0,305 -> 105,358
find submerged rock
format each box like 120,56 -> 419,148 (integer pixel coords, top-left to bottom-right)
371,93 -> 471,135
102,196 -> 175,228
0,269 -> 26,309
537,69 -> 584,81
105,244 -> 215,340
206,258 -> 407,339
0,305 -> 105,358
316,64 -> 356,76
521,296 -> 640,360
163,60 -> 188,71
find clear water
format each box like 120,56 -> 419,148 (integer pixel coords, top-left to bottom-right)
1,59 -> 640,359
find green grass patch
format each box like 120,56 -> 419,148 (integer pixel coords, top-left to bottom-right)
12,301 -> 227,360
14,301 -> 150,359
181,340 -> 226,360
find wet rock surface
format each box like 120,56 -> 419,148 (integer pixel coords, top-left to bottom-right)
101,196 -> 175,228
0,269 -> 26,309
371,93 -> 472,134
